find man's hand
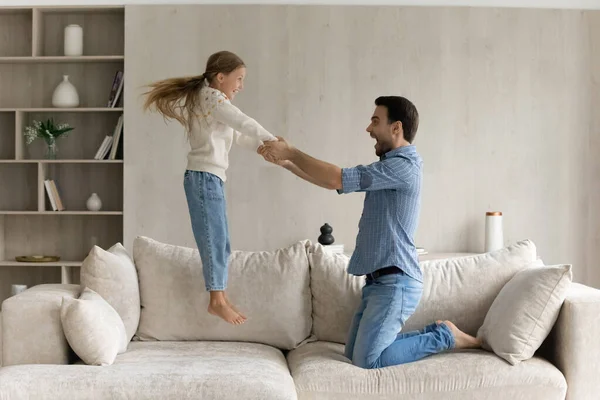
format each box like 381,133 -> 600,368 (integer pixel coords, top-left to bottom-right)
260,136 -> 295,161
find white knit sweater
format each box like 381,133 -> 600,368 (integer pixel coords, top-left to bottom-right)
186,81 -> 277,181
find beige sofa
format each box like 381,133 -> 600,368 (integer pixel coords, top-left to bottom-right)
1,237 -> 599,400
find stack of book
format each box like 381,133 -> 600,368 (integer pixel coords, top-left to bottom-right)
44,179 -> 64,211
323,244 -> 345,254
94,114 -> 123,160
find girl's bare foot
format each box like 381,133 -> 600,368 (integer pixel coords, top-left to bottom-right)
208,291 -> 246,325
439,320 -> 481,349
224,294 -> 247,319
208,301 -> 245,325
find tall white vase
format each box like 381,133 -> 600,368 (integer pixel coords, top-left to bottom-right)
52,75 -> 79,108
484,211 -> 504,252
64,24 -> 83,56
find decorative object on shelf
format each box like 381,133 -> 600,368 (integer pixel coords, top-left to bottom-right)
64,24 -> 83,56
417,247 -> 428,255
52,75 -> 80,108
318,223 -> 335,245
24,118 -> 74,159
86,193 -> 102,211
485,211 -> 504,252
15,255 -> 61,263
10,284 -> 28,296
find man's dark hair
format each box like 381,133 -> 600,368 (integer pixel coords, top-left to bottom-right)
375,96 -> 419,143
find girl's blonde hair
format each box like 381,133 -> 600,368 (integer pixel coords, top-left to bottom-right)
143,50 -> 245,133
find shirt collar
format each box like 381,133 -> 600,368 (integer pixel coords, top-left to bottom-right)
381,145 -> 415,160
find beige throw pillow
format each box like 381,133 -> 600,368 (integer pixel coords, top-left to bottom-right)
477,264 -> 573,365
309,240 -> 538,343
133,236 -> 312,350
61,287 -> 127,366
80,243 -> 140,342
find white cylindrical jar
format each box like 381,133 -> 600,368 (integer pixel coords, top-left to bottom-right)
64,24 -> 83,56
485,211 -> 504,252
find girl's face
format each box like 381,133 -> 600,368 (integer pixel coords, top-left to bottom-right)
215,66 -> 246,100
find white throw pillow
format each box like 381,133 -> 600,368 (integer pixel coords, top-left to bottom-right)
132,236 -> 312,350
61,287 -> 128,366
477,264 -> 573,365
309,240 -> 538,343
80,243 -> 140,342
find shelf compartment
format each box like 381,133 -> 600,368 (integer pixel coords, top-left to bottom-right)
0,62 -> 124,108
0,213 -> 122,261
0,111 -> 16,159
20,111 -> 123,160
42,162 -> 123,212
0,8 -> 32,57
0,163 -> 38,211
34,8 -> 124,57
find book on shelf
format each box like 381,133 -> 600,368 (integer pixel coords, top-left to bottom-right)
44,179 -> 64,211
323,244 -> 345,254
107,70 -> 124,108
417,247 -> 428,255
94,114 -> 123,160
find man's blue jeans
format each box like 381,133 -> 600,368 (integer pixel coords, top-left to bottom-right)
345,271 -> 455,368
183,170 -> 230,291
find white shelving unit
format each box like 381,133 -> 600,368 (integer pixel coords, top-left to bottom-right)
0,6 -> 125,301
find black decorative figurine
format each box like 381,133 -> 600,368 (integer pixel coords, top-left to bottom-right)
318,223 -> 335,245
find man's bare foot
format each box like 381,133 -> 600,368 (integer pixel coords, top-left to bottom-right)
439,320 -> 481,349
208,301 -> 246,325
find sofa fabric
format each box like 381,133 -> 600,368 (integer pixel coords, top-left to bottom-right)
0,341 -> 297,400
287,341 -> 567,400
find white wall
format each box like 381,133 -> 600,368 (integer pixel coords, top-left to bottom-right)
124,5 -> 600,287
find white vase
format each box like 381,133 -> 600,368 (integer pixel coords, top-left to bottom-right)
64,24 -> 83,56
86,193 -> 102,211
484,211 -> 504,252
52,75 -> 79,108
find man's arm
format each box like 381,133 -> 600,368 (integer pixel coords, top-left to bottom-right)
279,160 -> 334,189
287,148 -> 342,190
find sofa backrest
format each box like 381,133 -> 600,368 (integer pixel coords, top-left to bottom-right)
308,240 -> 538,343
132,236 -> 313,350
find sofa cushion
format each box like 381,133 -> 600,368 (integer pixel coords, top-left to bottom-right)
287,341 -> 566,400
133,236 -> 312,350
80,243 -> 140,342
478,264 -> 573,365
308,240 -> 538,343
60,288 -> 128,366
0,341 -> 297,400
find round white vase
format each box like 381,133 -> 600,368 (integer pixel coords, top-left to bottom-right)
484,211 -> 504,252
64,24 -> 83,56
52,75 -> 79,108
86,193 -> 102,211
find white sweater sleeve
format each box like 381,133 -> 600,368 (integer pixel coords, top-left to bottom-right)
234,131 -> 262,151
207,89 -> 277,143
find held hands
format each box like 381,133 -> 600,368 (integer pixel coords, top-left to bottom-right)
257,136 -> 294,167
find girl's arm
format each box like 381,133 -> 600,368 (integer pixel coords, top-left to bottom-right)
208,89 -> 277,143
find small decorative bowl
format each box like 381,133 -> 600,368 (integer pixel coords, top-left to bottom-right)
15,255 -> 61,263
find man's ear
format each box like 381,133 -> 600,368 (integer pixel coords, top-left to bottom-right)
393,121 -> 403,136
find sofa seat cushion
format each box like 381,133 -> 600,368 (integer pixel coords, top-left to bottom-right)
286,341 -> 566,400
0,341 -> 297,400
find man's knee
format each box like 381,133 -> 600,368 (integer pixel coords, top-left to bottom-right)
352,354 -> 379,369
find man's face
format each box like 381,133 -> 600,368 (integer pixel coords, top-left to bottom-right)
366,105 -> 397,157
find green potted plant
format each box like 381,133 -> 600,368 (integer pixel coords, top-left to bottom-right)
24,118 -> 74,159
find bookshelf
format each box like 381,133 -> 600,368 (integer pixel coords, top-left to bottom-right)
0,6 -> 124,302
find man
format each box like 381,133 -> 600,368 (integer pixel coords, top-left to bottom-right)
259,96 -> 480,369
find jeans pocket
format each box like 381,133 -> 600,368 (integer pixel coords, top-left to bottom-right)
204,175 -> 224,200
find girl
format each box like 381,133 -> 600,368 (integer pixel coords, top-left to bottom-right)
143,51 -> 277,325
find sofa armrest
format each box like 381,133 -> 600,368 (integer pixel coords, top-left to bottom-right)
546,283 -> 600,400
1,284 -> 80,366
